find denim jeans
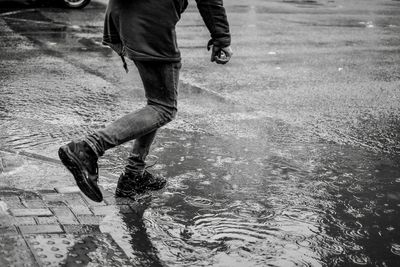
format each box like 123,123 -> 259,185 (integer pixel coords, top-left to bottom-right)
85,60 -> 181,174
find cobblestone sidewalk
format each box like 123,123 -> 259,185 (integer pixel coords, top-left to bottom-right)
0,186 -> 137,266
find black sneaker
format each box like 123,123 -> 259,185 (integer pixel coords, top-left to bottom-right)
115,170 -> 167,198
58,141 -> 103,202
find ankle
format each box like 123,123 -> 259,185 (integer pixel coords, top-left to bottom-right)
81,141 -> 98,160
124,166 -> 144,176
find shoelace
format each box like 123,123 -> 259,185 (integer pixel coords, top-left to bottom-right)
122,161 -> 158,184
141,161 -> 158,176
78,150 -> 98,176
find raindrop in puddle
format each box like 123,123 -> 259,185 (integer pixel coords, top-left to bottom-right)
184,196 -> 213,208
391,243 -> 400,256
349,253 -> 369,265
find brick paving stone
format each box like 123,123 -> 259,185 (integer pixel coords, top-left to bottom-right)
41,193 -> 60,202
62,193 -> 86,201
77,215 -> 105,225
2,197 -> 25,209
51,207 -> 79,225
13,217 -> 36,226
42,192 -> 83,203
91,206 -> 117,216
45,200 -> 67,208
22,200 -> 47,209
4,201 -> 25,209
63,194 -> 91,210
19,225 -> 64,234
0,196 -> 20,202
69,205 -> 92,215
65,197 -> 89,207
10,208 -> 53,217
63,224 -> 101,234
54,186 -> 80,194
35,216 -> 58,225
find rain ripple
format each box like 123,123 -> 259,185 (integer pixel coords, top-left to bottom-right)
193,213 -> 277,243
391,243 -> 400,256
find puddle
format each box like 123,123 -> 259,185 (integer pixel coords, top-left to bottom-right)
98,129 -> 400,266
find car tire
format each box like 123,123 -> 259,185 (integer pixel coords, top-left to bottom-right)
63,0 -> 91,9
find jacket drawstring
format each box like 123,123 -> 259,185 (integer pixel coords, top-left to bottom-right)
121,55 -> 128,73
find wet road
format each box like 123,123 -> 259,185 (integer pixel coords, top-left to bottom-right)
1,0 -> 400,266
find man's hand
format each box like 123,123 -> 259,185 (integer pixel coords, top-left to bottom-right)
210,45 -> 233,64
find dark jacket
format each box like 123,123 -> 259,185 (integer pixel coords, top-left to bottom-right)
102,0 -> 231,62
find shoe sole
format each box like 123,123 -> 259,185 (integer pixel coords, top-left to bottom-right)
58,146 -> 103,202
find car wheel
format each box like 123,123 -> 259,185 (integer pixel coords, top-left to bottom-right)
63,0 -> 91,9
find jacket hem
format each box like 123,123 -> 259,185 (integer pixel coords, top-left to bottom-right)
102,40 -> 181,63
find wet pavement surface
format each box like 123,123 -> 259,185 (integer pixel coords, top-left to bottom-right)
1,0 -> 400,266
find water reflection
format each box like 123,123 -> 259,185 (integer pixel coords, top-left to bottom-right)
117,199 -> 164,267
101,129 -> 398,266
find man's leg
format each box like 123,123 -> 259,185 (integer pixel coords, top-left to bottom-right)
125,130 -> 157,174
115,60 -> 181,197
60,60 -> 181,201
115,130 -> 160,198
84,105 -> 167,158
59,89 -> 172,202
84,61 -> 180,158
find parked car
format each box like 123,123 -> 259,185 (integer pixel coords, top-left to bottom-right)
62,0 -> 91,8
0,0 -> 92,9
